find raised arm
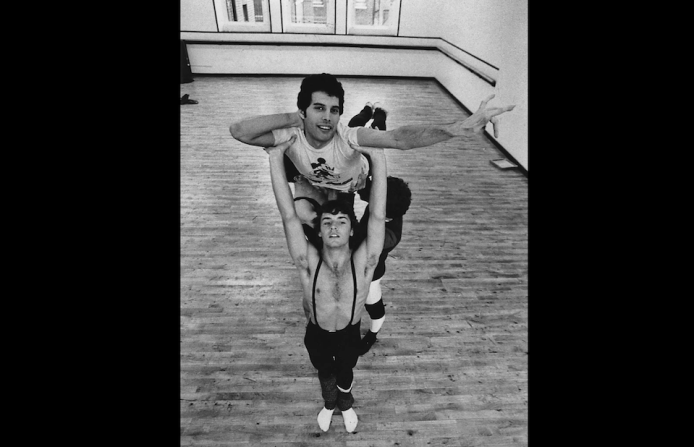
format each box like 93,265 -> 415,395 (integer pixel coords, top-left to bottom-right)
265,135 -> 311,269
230,111 -> 304,147
352,146 -> 387,266
356,94 -> 515,150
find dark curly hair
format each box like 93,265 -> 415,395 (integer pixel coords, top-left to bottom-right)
317,198 -> 358,231
297,73 -> 345,115
358,176 -> 412,218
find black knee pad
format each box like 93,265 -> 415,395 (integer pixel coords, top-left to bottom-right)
365,299 -> 385,319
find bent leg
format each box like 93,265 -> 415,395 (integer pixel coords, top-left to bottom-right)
365,280 -> 386,332
371,106 -> 387,131
360,280 -> 386,355
348,104 -> 373,128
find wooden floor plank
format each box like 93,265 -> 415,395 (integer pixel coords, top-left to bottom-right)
181,76 -> 527,446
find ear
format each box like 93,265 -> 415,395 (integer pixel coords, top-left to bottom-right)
299,110 -> 306,118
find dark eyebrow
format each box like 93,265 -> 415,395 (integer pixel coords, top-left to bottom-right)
321,215 -> 348,221
312,102 -> 338,109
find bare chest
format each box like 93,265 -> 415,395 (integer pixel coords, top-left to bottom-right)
314,262 -> 354,303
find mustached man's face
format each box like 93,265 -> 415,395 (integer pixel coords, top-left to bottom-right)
318,212 -> 352,247
301,91 -> 341,149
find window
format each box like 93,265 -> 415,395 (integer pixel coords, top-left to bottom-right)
347,0 -> 400,36
214,0 -> 271,32
282,0 -> 335,34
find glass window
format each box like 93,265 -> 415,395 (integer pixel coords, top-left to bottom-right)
282,0 -> 335,34
214,0 -> 271,32
347,0 -> 400,36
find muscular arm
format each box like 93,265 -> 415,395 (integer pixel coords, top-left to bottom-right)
357,124 -> 459,150
360,149 -> 387,267
230,111 -> 303,147
266,136 -> 311,270
356,94 -> 515,150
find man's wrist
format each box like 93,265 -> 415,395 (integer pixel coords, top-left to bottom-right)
455,118 -> 478,137
288,111 -> 302,127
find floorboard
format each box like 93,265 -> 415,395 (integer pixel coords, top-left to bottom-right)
181,76 -> 528,446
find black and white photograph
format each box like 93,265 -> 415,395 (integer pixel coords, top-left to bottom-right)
180,1 -> 528,445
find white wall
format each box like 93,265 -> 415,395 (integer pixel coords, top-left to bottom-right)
180,0 -> 528,170
488,1 -> 528,169
188,43 -> 440,78
181,0 -> 217,32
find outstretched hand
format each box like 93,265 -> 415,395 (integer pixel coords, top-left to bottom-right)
462,94 -> 515,138
264,134 -> 297,156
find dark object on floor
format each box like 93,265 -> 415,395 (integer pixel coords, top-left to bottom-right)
181,94 -> 198,105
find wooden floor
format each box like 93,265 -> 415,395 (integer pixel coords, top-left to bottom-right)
180,76 -> 528,446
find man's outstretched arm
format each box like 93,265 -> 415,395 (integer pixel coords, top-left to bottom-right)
356,94 -> 515,150
230,111 -> 303,147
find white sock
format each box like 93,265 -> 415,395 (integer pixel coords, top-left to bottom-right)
342,408 -> 358,432
370,316 -> 385,333
317,407 -> 334,432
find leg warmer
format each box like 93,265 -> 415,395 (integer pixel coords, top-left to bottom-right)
319,373 -> 338,410
365,298 -> 386,320
336,384 -> 355,411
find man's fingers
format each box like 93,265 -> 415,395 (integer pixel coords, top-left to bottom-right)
489,104 -> 516,118
479,94 -> 495,109
280,134 -> 297,147
492,118 -> 499,138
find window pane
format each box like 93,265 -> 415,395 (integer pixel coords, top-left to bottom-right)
215,0 -> 270,32
225,0 -> 265,23
354,0 -> 396,26
289,0 -> 330,25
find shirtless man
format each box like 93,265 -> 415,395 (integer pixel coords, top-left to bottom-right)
264,134 -> 387,433
295,174 -> 412,355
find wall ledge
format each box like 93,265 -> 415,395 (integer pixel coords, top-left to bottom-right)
181,31 -> 497,86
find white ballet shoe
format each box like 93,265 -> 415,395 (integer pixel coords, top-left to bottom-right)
341,408 -> 358,432
317,407 -> 334,432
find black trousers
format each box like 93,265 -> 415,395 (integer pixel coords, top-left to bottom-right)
304,320 -> 361,410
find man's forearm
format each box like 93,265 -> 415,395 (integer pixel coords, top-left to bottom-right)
390,122 -> 477,150
268,152 -> 297,221
230,112 -> 301,143
367,151 -> 387,221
